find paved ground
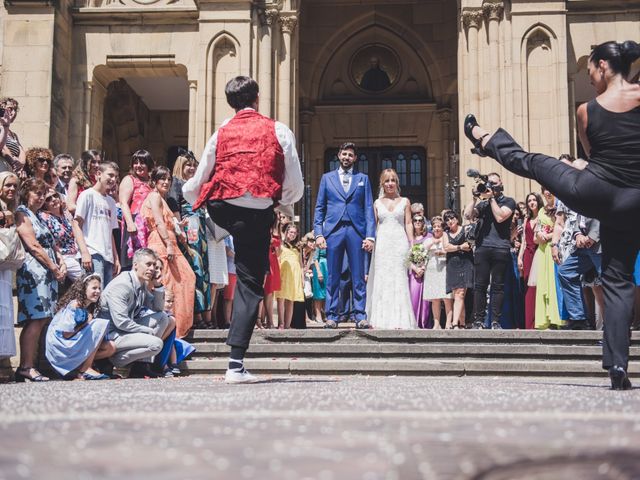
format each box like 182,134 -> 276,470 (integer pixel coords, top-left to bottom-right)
0,375 -> 639,480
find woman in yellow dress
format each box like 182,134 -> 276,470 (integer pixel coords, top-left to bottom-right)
533,187 -> 565,329
275,223 -> 304,329
141,166 -> 196,338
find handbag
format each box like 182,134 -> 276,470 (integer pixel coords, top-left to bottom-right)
0,225 -> 26,270
303,273 -> 313,299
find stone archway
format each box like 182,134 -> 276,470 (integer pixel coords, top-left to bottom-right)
90,62 -> 190,170
299,3 -> 458,218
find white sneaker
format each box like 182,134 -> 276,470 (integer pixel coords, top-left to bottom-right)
224,368 -> 259,384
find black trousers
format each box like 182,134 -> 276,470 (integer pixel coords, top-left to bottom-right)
207,201 -> 274,350
472,246 -> 511,325
485,129 -> 640,369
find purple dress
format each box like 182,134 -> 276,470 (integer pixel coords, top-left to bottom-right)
408,235 -> 432,328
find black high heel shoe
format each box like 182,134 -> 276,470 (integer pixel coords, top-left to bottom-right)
464,114 -> 489,157
14,367 -> 49,383
609,366 -> 632,390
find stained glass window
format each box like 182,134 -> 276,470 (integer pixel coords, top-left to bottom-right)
396,153 -> 407,186
410,152 -> 422,186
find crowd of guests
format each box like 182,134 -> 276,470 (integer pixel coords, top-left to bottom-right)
0,97 -> 215,381
0,87 -> 639,382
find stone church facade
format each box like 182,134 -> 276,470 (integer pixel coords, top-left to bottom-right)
1,0 -> 639,219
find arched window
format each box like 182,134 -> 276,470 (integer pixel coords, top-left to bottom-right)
410,152 -> 422,186
328,154 -> 339,171
381,155 -> 392,170
396,153 -> 407,186
358,153 -> 369,174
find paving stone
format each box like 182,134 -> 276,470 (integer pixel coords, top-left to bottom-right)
0,376 -> 638,479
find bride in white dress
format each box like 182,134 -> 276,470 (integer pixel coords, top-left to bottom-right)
366,169 -> 417,329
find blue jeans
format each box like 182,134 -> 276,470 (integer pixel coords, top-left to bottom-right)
85,253 -> 114,287
557,248 -> 602,321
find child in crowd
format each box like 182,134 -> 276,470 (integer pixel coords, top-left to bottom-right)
260,216 -> 282,329
72,162 -> 121,286
44,273 -> 115,380
223,235 -> 236,327
152,258 -> 194,377
276,223 -> 304,329
311,243 -> 328,324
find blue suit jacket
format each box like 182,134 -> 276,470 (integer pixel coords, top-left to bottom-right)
313,170 -> 376,239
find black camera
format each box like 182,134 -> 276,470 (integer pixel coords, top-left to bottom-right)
0,107 -> 5,118
466,169 -> 504,197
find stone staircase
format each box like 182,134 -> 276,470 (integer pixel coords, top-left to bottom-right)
182,327 -> 640,377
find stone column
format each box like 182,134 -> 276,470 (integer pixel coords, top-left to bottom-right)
299,108 -> 314,230
437,108 -> 452,208
188,80 -> 197,151
83,81 -> 93,150
259,7 -> 279,118
278,14 -> 297,127
482,1 -> 504,126
462,10 -> 483,115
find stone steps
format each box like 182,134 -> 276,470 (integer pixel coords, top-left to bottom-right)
183,358 -> 637,376
181,329 -> 638,377
189,343 -> 640,360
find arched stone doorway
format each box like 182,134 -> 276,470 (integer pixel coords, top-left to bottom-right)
298,3 -> 458,221
90,62 -> 190,171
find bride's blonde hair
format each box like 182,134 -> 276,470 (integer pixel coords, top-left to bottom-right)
378,168 -> 401,198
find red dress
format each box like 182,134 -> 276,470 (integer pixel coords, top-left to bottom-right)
263,235 -> 281,295
522,219 -> 538,330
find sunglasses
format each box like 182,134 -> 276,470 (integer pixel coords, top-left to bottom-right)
36,158 -> 50,164
45,193 -> 60,202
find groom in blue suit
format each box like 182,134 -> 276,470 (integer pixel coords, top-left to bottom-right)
314,142 -> 376,328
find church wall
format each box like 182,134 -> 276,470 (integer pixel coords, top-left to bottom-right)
50,0 -> 74,156
0,4 -> 56,149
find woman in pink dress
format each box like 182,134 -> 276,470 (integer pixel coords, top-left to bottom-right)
517,192 -> 543,329
408,214 -> 432,328
141,166 -> 196,338
119,150 -> 154,267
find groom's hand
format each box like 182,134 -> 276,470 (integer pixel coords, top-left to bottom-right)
362,239 -> 374,252
315,236 -> 327,249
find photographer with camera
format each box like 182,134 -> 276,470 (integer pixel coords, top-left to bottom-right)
463,172 -> 516,329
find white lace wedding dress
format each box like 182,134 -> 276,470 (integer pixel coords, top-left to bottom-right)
366,197 -> 417,329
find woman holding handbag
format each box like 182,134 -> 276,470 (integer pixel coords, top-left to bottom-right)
15,178 -> 67,382
0,171 -> 23,360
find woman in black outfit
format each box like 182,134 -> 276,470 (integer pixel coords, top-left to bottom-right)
442,210 -> 474,329
464,40 -> 640,390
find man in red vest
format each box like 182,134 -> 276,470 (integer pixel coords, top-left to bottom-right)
183,76 -> 304,383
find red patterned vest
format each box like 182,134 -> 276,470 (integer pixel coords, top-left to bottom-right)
193,110 -> 285,210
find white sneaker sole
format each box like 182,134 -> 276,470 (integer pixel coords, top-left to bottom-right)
224,373 -> 259,384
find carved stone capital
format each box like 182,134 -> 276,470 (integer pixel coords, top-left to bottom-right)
437,107 -> 452,125
462,10 -> 483,31
264,7 -> 279,26
279,14 -> 297,35
482,1 -> 504,22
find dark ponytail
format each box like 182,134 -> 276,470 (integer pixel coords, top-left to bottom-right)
590,40 -> 640,77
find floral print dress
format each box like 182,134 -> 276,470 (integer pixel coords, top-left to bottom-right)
16,206 -> 58,323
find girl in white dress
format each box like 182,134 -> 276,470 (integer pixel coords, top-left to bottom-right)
422,216 -> 453,329
366,169 -> 417,329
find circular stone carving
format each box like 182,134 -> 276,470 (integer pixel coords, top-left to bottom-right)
127,0 -> 177,5
350,44 -> 401,94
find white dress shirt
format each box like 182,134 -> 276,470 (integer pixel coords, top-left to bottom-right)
339,167 -> 353,192
182,108 -> 304,210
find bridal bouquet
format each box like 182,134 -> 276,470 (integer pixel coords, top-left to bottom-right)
407,243 -> 428,267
